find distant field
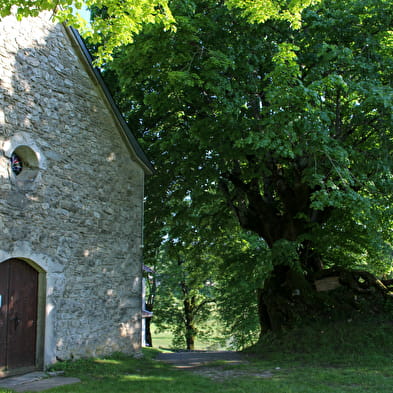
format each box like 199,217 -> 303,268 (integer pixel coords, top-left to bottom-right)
150,326 -> 173,350
150,324 -> 228,351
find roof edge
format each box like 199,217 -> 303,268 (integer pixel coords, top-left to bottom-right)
65,25 -> 154,175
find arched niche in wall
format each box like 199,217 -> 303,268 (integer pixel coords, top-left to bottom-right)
3,132 -> 46,191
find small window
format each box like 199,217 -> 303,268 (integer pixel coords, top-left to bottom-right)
9,145 -> 39,183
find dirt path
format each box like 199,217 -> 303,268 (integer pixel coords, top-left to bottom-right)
155,350 -> 274,381
156,350 -> 248,369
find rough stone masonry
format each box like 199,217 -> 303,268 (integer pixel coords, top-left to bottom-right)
0,12 -> 149,368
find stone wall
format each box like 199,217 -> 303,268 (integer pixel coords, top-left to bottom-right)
0,13 -> 145,364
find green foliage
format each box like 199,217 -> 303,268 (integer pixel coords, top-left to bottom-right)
1,0 -> 317,64
215,232 -> 270,349
82,0 -> 175,63
225,0 -> 320,28
0,0 -> 175,64
108,0 -> 392,266
103,0 -> 393,334
150,210 -> 222,348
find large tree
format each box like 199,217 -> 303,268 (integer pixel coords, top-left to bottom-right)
105,0 -> 393,332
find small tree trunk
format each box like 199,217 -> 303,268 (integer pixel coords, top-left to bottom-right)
184,297 -> 196,350
186,330 -> 195,350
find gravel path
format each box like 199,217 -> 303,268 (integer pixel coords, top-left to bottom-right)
155,351 -> 275,381
155,350 -> 248,369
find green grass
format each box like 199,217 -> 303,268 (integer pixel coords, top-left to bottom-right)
150,327 -> 174,350
2,315 -> 393,393
150,324 -> 227,351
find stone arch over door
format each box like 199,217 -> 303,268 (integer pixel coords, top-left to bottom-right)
0,258 -> 46,377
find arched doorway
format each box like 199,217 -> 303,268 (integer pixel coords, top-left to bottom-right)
0,259 -> 38,372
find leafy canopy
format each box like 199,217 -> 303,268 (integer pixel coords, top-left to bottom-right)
107,0 -> 393,273
225,0 -> 319,28
1,0 -> 320,63
0,0 -> 175,63
104,0 -> 393,333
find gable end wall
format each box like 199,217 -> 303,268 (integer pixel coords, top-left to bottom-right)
0,12 -> 144,364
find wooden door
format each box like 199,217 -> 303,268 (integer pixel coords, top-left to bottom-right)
0,259 -> 38,371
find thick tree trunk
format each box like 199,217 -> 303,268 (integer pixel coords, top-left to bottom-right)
257,264 -> 318,331
221,167 -> 392,333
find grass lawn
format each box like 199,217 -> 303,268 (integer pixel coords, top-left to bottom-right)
1,316 -> 393,393
1,348 -> 390,393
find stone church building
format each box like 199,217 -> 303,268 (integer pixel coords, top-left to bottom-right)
0,12 -> 153,376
